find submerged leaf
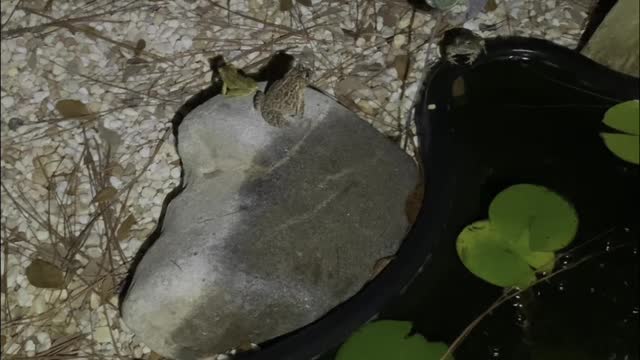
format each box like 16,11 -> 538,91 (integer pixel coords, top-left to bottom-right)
26,259 -> 65,289
489,184 -> 578,252
602,100 -> 639,135
296,0 -> 312,6
456,220 -> 536,288
600,133 -> 640,165
336,320 -> 453,360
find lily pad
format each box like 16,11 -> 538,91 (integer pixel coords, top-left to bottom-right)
601,133 -> 640,165
456,220 -> 536,288
602,100 -> 639,135
600,100 -> 639,164
336,320 -> 453,360
489,184 -> 578,252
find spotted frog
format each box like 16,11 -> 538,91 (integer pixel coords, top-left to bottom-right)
218,64 -> 258,97
440,28 -> 486,65
253,63 -> 312,128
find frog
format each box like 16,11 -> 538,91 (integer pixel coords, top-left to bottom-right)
218,64 -> 258,97
253,62 -> 312,128
439,27 -> 486,65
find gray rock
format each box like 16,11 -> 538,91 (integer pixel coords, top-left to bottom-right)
121,83 -> 417,359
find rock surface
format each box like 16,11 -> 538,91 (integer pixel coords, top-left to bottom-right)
121,83 -> 417,359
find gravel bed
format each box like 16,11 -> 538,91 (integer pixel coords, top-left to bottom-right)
0,0 -> 592,358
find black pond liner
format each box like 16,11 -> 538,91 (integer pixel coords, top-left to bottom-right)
120,38 -> 638,360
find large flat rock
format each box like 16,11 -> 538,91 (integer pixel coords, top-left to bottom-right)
121,83 -> 417,359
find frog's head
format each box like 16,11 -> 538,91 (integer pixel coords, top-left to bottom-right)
289,63 -> 313,82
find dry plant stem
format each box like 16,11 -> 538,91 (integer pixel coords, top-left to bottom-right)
440,239 -> 630,359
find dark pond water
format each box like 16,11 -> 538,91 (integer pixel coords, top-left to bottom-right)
319,51 -> 639,360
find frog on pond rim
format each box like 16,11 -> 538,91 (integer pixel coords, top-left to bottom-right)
253,63 -> 312,128
218,64 -> 258,97
440,28 -> 486,65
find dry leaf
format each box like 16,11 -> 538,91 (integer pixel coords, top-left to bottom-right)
372,256 -> 395,278
452,76 -> 465,97
26,259 -> 65,289
92,186 -> 118,203
394,55 -> 410,80
116,214 -> 137,241
55,99 -> 94,120
100,274 -> 115,304
134,39 -> 146,56
362,23 -> 375,42
405,181 -> 424,224
296,0 -> 312,6
148,351 -> 165,360
484,0 -> 497,12
279,0 -> 293,11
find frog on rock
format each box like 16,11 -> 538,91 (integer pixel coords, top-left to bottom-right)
218,64 -> 258,97
253,62 -> 312,128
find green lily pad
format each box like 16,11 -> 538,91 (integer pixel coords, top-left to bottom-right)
603,100 -> 639,135
601,133 -> 640,165
336,320 -> 453,360
456,220 -> 536,288
510,227 -> 556,273
489,184 -> 578,252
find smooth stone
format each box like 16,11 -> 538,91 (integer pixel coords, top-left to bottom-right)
121,83 -> 417,359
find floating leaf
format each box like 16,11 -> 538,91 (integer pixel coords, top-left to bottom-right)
92,186 -> 118,203
602,100 -> 639,135
456,220 -> 536,288
336,321 -> 453,360
600,133 -> 640,165
116,214 -> 137,241
26,259 -> 65,289
509,227 -> 556,273
489,184 -> 578,252
55,99 -> 94,120
600,100 -> 639,164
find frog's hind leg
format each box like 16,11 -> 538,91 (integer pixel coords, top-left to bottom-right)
262,110 -> 290,128
253,90 -> 265,111
294,97 -> 305,117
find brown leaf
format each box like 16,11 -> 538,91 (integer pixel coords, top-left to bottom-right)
1,334 -> 6,348
55,99 -> 94,120
484,0 -> 498,12
92,186 -> 118,203
279,0 -> 293,11
394,55 -> 410,80
100,274 -> 115,304
26,259 -> 65,289
296,0 -> 312,6
452,76 -> 466,97
405,181 -> 424,224
148,351 -> 165,360
134,39 -> 146,56
116,214 -> 137,241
